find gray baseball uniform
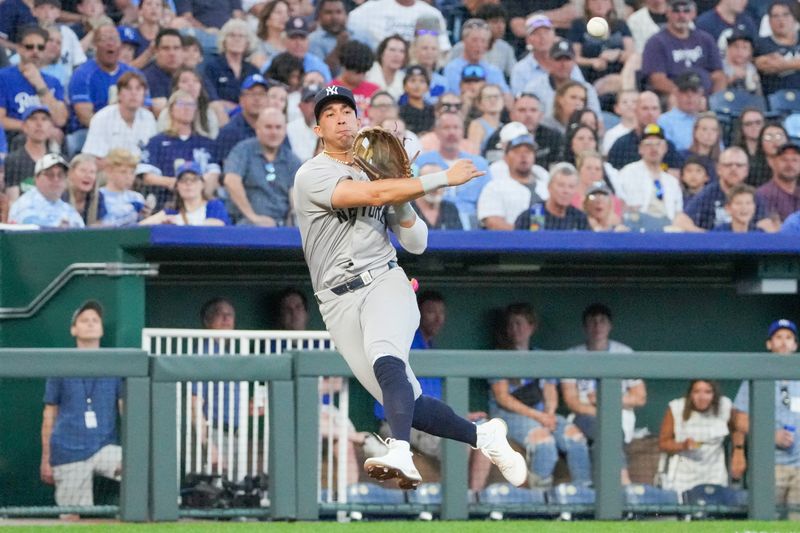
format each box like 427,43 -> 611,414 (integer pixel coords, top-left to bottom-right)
293,153 -> 423,403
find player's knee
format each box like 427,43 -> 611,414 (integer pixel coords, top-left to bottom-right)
527,427 -> 554,445
565,424 -> 587,443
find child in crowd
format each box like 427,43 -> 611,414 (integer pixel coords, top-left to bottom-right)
399,65 -> 435,135
679,156 -> 710,204
99,148 -> 151,227
723,30 -> 761,94
713,184 -> 759,232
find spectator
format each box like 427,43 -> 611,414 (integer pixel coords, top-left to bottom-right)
366,34 -> 408,100
583,180 -> 626,231
780,210 -> 800,233
675,146 -> 776,231
202,19 -> 260,111
143,29 -> 186,116
174,0 -> 243,34
138,90 -> 220,211
525,40 -> 602,124
252,0 -> 289,67
418,93 -> 477,154
602,90 -> 638,156
628,0 -> 668,53
4,105 -> 53,205
539,80 -> 590,135
287,84 -> 318,162
0,26 -> 68,137
157,67 -> 221,140
32,0 -> 87,77
490,302 -> 591,488
641,0 -> 726,96
680,155 -> 711,203
181,35 -> 204,71
415,111 -> 491,229
608,91 -> 681,171
214,74 -> 271,161
564,123 -> 620,191
68,0 -> 110,50
223,107 -> 300,226
713,183 -> 761,231
443,19 -> 511,104
308,0 -> 371,77
408,20 -> 447,102
504,0 -> 578,38
65,153 -> 104,225
754,0 -> 800,97
479,134 -> 549,230
569,0 -> 634,88
748,122 -> 789,187
41,27 -> 69,87
9,153 -> 84,227
330,40 -> 379,122
98,148 -> 149,227
732,319 -> 800,518
732,108 -> 765,162
483,93 -> 564,169
265,82 -> 290,115
0,0 -> 36,50
457,64 -> 487,125
411,163 -> 464,229
756,142 -> 800,222
573,149 -> 624,212
450,5 -> 516,79
695,0 -> 758,52
67,23 -> 143,156
347,0 -> 450,54
141,161 -> 230,226
657,72 -> 706,152
657,380 -> 735,494
676,111 -> 723,181
398,66 -> 434,135
128,0 -> 164,64
514,162 -> 590,230
267,17 -> 332,84
40,301 -> 122,510
723,29 -> 762,93
82,71 -> 156,160
562,303 -> 646,481
467,84 -> 505,155
617,124 -> 683,223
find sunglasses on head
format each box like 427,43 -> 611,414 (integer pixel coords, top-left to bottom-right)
671,4 -> 693,13
415,29 -> 439,37
440,102 -> 462,110
462,65 -> 486,78
23,43 -> 46,51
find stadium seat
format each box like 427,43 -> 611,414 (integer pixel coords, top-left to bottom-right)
784,113 -> 800,143
682,484 -> 747,507
406,483 -> 442,505
346,482 -> 407,504
624,483 -> 680,506
547,483 -> 596,505
479,483 -> 546,504
769,89 -> 800,116
709,90 -> 766,116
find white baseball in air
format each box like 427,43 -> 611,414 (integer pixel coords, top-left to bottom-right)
587,17 -> 609,39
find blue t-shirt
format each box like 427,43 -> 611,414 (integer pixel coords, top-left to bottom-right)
99,187 -> 146,227
755,33 -> 800,96
44,377 -> 122,466
0,0 -> 36,44
68,60 -> 146,132
164,198 -> 232,225
695,10 -> 757,51
174,0 -> 240,29
734,379 -> 800,466
781,211 -> 800,234
0,66 -> 65,122
641,29 -> 724,94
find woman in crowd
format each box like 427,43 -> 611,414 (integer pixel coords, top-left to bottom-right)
467,84 -> 505,155
411,163 -> 463,229
251,0 -> 290,68
141,163 -> 230,226
573,149 -> 624,213
158,68 -> 222,139
542,81 -> 588,135
203,19 -> 260,111
398,65 -> 435,134
569,108 -> 605,142
658,380 -> 735,494
265,53 -> 304,121
677,112 -> 721,182
569,0 -> 634,88
366,35 -> 409,100
409,23 -> 447,102
565,126 -> 620,192
65,153 -> 104,226
748,123 -> 789,187
127,0 -> 164,68
732,108 -> 765,162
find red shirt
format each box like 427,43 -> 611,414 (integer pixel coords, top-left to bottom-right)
330,79 -> 380,125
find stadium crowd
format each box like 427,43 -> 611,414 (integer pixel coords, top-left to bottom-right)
0,0 -> 799,232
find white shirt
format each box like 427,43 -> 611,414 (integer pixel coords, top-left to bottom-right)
347,0 -> 451,53
366,62 -> 404,100
617,159 -> 683,221
8,187 -> 85,228
602,123 -> 633,156
488,159 -> 550,199
59,24 -> 87,72
477,165 -> 549,226
82,104 -> 157,158
628,7 -> 663,53
286,116 -> 318,163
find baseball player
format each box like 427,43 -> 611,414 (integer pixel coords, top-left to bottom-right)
293,85 -> 527,489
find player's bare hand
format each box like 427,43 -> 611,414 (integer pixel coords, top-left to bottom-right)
250,214 -> 278,227
445,159 -> 485,186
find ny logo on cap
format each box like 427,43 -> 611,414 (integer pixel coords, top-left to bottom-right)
326,86 -> 339,96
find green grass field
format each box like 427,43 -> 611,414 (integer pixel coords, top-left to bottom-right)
2,521 -> 799,533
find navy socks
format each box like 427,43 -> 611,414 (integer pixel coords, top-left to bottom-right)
373,356 -> 415,442
412,395 -> 477,447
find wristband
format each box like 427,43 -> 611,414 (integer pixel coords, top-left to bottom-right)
393,202 -> 415,224
418,170 -> 448,194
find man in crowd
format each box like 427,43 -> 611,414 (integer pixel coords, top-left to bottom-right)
142,29 -> 185,116
754,0 -> 800,96
286,85 -> 318,163
308,0 -> 370,76
8,152 -> 84,227
608,91 -> 681,171
347,0 -> 450,53
641,0 -> 726,96
215,74 -> 271,162
514,162 -> 589,230
274,17 -> 331,83
41,300 -> 122,511
330,40 -> 379,120
756,142 -> 800,222
4,105 -> 53,204
657,72 -> 706,152
628,0 -> 669,53
695,0 -> 757,52
223,108 -> 301,226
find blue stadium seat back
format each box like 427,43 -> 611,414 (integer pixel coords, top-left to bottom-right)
602,111 -> 621,131
769,89 -> 800,115
547,483 -> 596,505
784,113 -> 800,141
624,483 -> 679,506
682,484 -> 744,506
406,483 -> 442,505
347,482 -> 407,504
479,483 -> 546,504
709,90 -> 766,116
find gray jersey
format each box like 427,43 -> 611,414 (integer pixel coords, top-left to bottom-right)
293,153 -> 397,292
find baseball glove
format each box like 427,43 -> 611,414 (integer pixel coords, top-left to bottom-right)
352,126 -> 416,181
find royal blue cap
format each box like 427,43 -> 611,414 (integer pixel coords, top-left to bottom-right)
176,161 -> 203,179
241,73 -> 270,91
768,319 -> 798,339
22,105 -> 51,121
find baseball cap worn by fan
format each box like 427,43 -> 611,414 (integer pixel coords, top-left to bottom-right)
768,319 -> 798,340
641,123 -> 665,141
499,122 -> 529,144
526,14 -> 553,34
301,84 -> 321,102
550,39 -> 574,60
22,105 -> 51,121
71,300 -> 103,325
461,64 -> 486,82
176,161 -> 203,179
314,85 -> 358,122
285,16 -> 310,37
118,26 -> 139,46
675,71 -> 703,92
727,26 -> 752,45
668,0 -> 694,8
776,142 -> 800,156
34,153 -> 69,175
241,73 -> 270,91
586,180 -> 612,197
506,134 -> 537,152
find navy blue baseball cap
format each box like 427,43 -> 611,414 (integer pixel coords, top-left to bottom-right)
285,16 -> 310,37
768,319 -> 798,339
176,161 -> 203,179
314,85 -> 357,122
241,73 -> 270,91
22,105 -> 51,121
461,64 -> 486,82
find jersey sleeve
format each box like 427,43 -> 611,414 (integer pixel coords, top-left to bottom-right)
43,378 -> 62,405
295,163 -> 351,211
68,65 -> 92,105
206,199 -> 232,225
